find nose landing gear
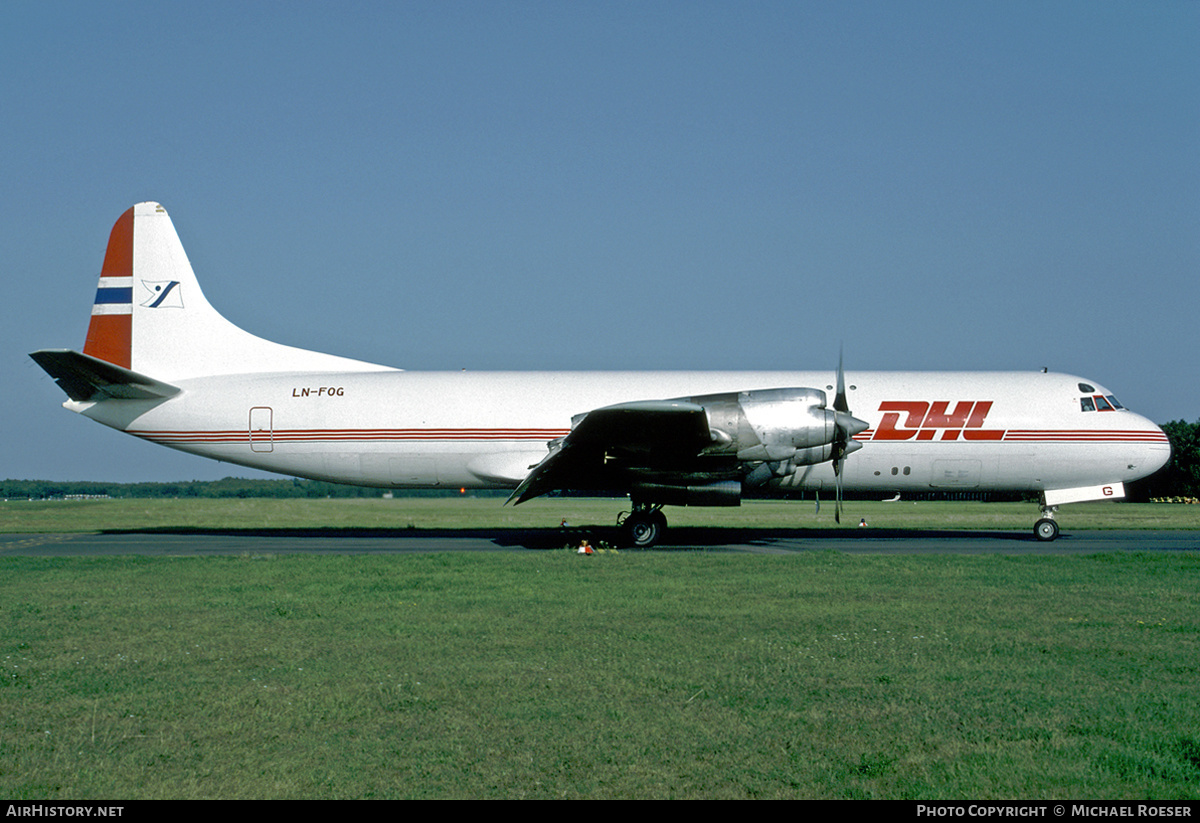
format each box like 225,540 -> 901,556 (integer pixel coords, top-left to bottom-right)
1034,504 -> 1060,541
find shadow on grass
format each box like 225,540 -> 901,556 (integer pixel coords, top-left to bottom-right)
95,524 -> 1036,551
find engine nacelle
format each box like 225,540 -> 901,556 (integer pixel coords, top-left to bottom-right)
622,386 -> 868,507
684,387 -> 839,468
632,480 -> 742,507
738,388 -> 837,461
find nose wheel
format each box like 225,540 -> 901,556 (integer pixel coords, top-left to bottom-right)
1034,504 -> 1060,541
1034,518 -> 1060,541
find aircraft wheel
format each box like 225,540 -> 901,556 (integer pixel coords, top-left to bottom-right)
625,510 -> 667,547
1034,518 -> 1060,542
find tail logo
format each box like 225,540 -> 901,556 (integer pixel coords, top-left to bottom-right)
140,280 -> 183,309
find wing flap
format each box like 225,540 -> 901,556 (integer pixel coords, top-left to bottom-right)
508,400 -> 712,505
30,349 -> 181,402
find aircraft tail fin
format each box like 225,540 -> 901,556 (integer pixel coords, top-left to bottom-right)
72,202 -> 392,382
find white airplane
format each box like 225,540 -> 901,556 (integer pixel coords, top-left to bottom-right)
31,202 -> 1171,546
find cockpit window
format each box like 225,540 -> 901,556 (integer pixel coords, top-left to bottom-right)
1081,393 -> 1125,412
1080,391 -> 1123,412
1078,382 -> 1095,393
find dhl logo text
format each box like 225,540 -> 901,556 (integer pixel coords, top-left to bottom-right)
871,401 -> 1005,441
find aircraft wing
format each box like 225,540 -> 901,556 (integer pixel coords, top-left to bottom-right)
30,349 -> 181,402
507,400 -> 712,505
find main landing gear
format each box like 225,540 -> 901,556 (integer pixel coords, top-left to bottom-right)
621,503 -> 667,547
1034,504 -> 1060,541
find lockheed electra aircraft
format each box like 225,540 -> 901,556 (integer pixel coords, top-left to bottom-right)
31,203 -> 1171,546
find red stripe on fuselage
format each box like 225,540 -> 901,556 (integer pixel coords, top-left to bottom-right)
128,428 -> 572,444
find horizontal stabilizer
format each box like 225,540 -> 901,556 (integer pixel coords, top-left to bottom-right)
30,349 -> 181,402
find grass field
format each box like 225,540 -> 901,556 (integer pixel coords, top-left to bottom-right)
2,498 -> 1199,799
3,496 -> 1200,535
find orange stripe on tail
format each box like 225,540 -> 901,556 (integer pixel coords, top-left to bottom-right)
82,207 -> 133,368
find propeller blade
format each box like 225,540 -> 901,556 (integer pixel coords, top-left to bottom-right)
834,345 -> 849,413
830,347 -> 864,525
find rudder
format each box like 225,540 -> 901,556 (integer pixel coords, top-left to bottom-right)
82,206 -> 135,368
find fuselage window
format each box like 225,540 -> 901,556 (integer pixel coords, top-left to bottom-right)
1106,395 -> 1124,409
1078,382 -> 1095,393
1094,395 -> 1114,411
1080,397 -> 1096,412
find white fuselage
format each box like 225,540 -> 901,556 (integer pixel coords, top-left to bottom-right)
70,368 -> 1170,496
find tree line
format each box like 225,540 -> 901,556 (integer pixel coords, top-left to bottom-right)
1132,418 -> 1200,501
1,477 -> 502,500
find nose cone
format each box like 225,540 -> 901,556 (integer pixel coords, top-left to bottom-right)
1127,413 -> 1172,481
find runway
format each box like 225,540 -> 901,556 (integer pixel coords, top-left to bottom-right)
3,529 -> 1199,556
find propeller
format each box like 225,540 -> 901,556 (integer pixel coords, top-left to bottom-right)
830,347 -> 869,523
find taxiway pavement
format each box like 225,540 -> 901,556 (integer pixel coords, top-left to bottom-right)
3,529 -> 1198,556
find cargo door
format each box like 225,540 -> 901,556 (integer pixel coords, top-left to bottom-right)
249,406 -> 274,453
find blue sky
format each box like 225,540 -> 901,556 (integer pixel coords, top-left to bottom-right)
3,1 -> 1197,482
